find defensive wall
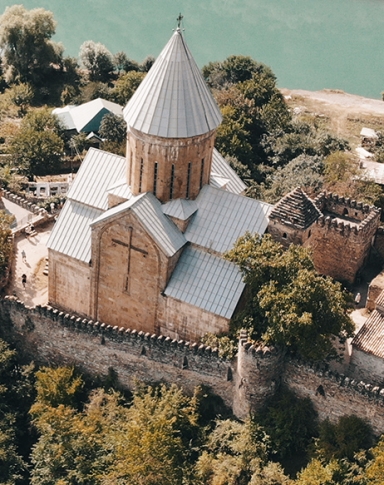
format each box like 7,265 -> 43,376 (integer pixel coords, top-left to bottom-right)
2,296 -> 384,435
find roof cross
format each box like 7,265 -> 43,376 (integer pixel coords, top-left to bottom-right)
176,13 -> 183,28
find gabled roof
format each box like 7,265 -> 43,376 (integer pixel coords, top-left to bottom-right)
91,192 -> 186,257
269,187 -> 321,229
47,200 -> 102,263
123,28 -> 222,138
68,148 -> 126,210
352,308 -> 384,359
162,198 -> 198,221
211,148 -> 246,195
185,185 -> 272,254
53,98 -> 123,133
164,246 -> 244,319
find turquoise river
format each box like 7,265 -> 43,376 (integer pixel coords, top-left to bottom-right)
0,0 -> 384,98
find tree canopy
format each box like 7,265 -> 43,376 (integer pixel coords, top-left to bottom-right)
0,5 -> 63,86
79,40 -> 114,82
10,108 -> 64,178
225,234 -> 354,361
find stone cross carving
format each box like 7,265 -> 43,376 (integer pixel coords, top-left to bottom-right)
177,13 -> 183,28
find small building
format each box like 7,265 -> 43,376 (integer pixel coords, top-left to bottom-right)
350,289 -> 384,386
53,98 -> 123,135
268,187 -> 381,284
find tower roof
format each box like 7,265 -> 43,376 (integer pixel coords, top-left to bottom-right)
123,28 -> 222,138
269,187 -> 322,229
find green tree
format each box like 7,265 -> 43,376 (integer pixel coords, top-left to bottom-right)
195,418 -> 288,485
6,82 -> 34,116
260,154 -> 324,203
99,112 -> 127,156
225,234 -> 353,361
256,388 -> 318,461
315,416 -> 373,462
79,41 -> 114,82
113,51 -> 139,73
99,113 -> 126,143
140,55 -> 155,72
0,210 -> 14,280
9,108 -> 64,178
111,70 -> 145,105
0,5 -> 63,86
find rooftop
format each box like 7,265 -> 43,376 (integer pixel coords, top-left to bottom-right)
123,28 -> 222,138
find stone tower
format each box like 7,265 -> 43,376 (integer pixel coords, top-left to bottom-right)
123,27 -> 222,203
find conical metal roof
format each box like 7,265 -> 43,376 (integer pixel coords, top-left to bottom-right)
123,28 -> 222,138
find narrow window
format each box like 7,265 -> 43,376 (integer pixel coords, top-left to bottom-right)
308,230 -> 311,238
170,164 -> 175,200
282,232 -> 287,239
343,208 -> 348,216
139,158 -> 144,192
200,158 -> 205,189
186,162 -> 191,199
153,162 -> 158,197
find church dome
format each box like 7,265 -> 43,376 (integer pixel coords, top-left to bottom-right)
123,28 -> 222,139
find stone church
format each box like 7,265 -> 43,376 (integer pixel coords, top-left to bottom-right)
47,27 -> 272,343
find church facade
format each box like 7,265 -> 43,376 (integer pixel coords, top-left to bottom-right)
47,27 -> 272,343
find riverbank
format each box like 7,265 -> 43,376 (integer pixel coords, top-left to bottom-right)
281,88 -> 384,148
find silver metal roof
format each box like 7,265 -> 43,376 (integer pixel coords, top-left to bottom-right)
210,148 -> 247,195
47,200 -> 102,262
210,173 -> 231,190
123,28 -> 222,138
107,179 -> 132,200
185,185 -> 272,254
68,148 -> 126,210
165,246 -> 244,319
162,198 -> 198,220
92,192 -> 186,257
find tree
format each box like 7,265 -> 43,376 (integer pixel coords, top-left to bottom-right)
195,418 -> 288,485
0,210 -> 14,280
111,70 -> 145,105
9,108 -> 64,178
316,415 -> 373,461
225,234 -> 353,361
256,388 -> 318,461
260,154 -> 324,203
140,55 -> 155,72
113,51 -> 139,73
79,41 -> 114,82
212,64 -> 291,180
6,82 -> 34,116
0,5 -> 63,86
99,112 -> 127,156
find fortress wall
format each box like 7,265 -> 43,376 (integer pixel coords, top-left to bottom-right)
283,359 -> 384,436
0,297 -> 235,409
3,297 -> 384,432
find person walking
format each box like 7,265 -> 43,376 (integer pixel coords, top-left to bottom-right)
21,274 -> 27,288
21,250 -> 26,263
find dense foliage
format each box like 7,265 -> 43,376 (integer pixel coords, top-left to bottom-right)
226,234 -> 354,361
0,344 -> 382,485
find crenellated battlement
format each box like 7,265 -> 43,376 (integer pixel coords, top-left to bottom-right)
3,297 -> 384,434
287,357 -> 384,403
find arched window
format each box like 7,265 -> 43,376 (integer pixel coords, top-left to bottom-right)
282,232 -> 287,239
139,158 -> 144,192
170,164 -> 175,199
343,208 -> 348,216
153,162 -> 158,197
200,158 -> 205,189
186,162 -> 191,198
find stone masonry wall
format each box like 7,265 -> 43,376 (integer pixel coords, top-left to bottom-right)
2,297 -> 384,434
127,127 -> 216,203
283,359 -> 384,436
